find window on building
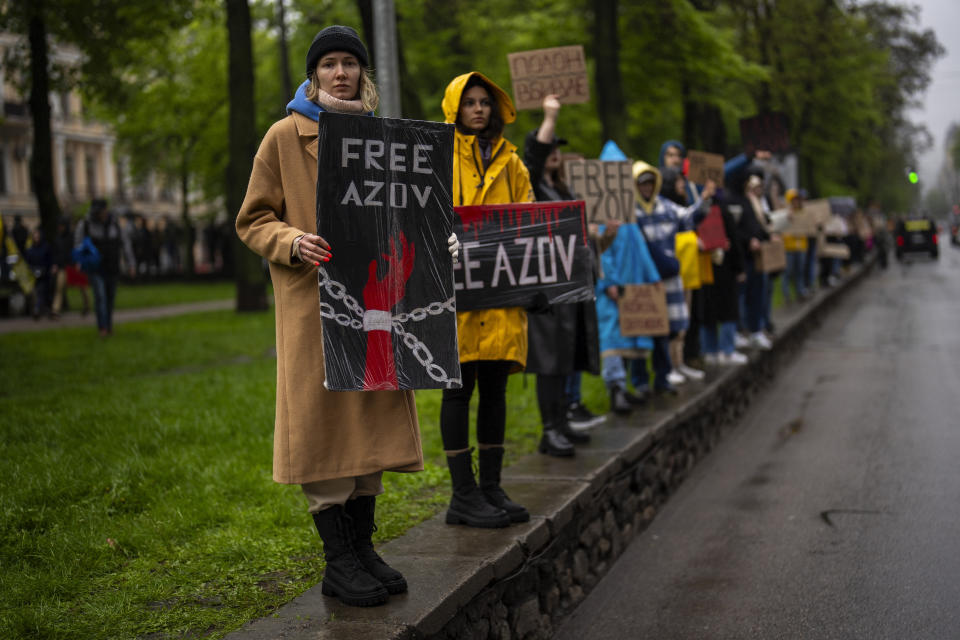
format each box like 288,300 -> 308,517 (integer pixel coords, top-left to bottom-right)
60,92 -> 71,120
85,153 -> 97,197
64,153 -> 76,195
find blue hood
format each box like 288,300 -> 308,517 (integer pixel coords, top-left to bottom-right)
599,140 -> 628,162
286,80 -> 323,121
658,140 -> 685,168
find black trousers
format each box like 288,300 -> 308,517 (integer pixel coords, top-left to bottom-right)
440,360 -> 512,450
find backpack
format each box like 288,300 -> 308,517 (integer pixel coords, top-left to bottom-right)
72,230 -> 101,273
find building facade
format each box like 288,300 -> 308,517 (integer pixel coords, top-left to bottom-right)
0,33 -> 183,224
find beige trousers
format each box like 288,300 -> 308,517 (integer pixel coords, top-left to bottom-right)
301,471 -> 384,513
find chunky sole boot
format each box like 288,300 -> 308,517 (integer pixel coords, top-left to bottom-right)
345,496 -> 408,594
446,450 -> 511,528
609,386 -> 634,415
312,506 -> 388,607
478,447 -> 530,523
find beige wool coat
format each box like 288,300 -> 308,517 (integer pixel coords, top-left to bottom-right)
236,111 -> 423,485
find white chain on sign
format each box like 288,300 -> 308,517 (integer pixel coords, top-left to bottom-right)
316,267 -> 460,387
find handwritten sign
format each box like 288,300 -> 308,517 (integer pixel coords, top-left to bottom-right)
508,45 -> 590,111
619,282 -> 669,337
739,112 -> 790,154
564,159 -> 635,223
452,201 -> 594,311
316,112 -> 460,391
754,238 -> 786,273
804,199 -> 832,226
686,150 -> 725,187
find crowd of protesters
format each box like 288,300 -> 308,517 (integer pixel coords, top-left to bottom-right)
229,24 -> 894,609
0,207 -> 237,326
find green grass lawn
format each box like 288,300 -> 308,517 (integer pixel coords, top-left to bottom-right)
63,280 -> 236,313
0,307 -> 607,639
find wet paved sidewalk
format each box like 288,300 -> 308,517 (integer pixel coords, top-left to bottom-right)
0,299 -> 234,335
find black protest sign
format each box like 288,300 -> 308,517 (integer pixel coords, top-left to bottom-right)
739,112 -> 790,154
452,201 -> 594,311
564,159 -> 635,223
316,111 -> 461,392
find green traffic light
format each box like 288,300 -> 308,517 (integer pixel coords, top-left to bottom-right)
908,171 -> 919,184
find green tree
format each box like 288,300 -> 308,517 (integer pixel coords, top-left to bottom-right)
226,0 -> 269,311
0,0 -> 191,241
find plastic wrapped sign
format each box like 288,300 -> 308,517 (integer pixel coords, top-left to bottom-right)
315,111 -> 461,392
452,201 -> 595,311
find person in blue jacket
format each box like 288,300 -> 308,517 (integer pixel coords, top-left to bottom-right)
596,221 -> 661,413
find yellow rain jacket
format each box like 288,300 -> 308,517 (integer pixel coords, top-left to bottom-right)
442,72 -> 534,369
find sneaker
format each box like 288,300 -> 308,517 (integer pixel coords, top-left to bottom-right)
719,351 -> 749,366
749,332 -> 772,350
734,333 -> 750,349
666,370 -> 686,385
703,353 -> 719,366
567,402 -> 606,430
677,364 -> 705,380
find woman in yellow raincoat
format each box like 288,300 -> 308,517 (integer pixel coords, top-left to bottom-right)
439,72 -> 534,529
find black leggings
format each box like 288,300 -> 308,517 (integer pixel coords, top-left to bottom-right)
536,373 -> 567,428
440,360 -> 512,450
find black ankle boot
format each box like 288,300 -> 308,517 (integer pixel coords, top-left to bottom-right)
312,505 -> 388,607
478,447 -> 529,523
539,428 -> 575,456
344,496 -> 407,594
445,450 -> 511,528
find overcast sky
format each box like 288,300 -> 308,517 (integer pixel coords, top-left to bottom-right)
912,0 -> 960,189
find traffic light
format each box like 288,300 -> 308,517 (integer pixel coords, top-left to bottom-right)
908,170 -> 919,184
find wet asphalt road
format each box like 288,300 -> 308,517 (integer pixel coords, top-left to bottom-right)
555,244 -> 960,640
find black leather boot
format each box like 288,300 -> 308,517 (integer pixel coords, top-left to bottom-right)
312,505 -> 388,607
344,496 -> 408,594
478,447 -> 530,523
445,450 -> 511,528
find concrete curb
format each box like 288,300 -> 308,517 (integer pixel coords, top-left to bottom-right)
226,259 -> 875,640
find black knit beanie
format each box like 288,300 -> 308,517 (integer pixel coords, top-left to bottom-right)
305,25 -> 369,76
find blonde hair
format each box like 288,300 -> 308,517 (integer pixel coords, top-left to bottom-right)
306,67 -> 379,113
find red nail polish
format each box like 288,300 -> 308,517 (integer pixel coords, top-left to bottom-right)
314,261 -> 320,266
323,257 -> 330,262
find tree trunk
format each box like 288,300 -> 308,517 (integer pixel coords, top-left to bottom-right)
27,3 -> 62,243
226,0 -> 268,311
180,159 -> 195,277
276,0 -> 293,112
592,0 -> 627,147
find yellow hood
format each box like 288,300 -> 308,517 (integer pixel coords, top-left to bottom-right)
441,71 -> 517,127
632,160 -> 662,214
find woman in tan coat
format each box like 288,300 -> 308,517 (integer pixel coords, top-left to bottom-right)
236,25 -> 458,608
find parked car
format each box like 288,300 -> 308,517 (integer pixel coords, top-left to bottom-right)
894,217 -> 938,260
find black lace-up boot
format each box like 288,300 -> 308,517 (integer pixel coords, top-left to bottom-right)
312,505 -> 389,606
478,447 -> 529,523
344,495 -> 407,594
445,449 -> 511,528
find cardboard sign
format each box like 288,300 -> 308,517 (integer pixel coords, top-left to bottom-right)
686,150 -> 725,187
696,205 -> 728,251
739,112 -> 790,154
452,201 -> 594,311
804,199 -> 832,226
564,159 -> 635,223
618,282 -> 669,337
785,210 -> 819,237
820,242 -> 851,260
755,238 -> 786,273
507,45 -> 590,111
316,112 -> 461,392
